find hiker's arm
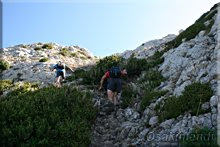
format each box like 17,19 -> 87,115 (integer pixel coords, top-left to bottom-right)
51,65 -> 56,71
99,75 -> 106,90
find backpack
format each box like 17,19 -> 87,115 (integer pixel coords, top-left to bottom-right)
109,66 -> 121,78
57,64 -> 65,70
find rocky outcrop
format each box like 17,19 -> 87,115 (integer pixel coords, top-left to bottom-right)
0,43 -> 97,86
120,34 -> 176,59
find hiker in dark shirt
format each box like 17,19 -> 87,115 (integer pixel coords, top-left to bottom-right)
99,66 -> 127,105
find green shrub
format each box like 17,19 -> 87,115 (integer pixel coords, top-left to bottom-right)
34,47 -> 42,51
0,80 -> 39,97
141,90 -> 167,111
205,19 -> 215,35
68,51 -> 164,86
97,55 -> 122,71
59,48 -> 69,56
121,84 -> 135,109
0,60 -> 10,71
140,69 -> 165,89
165,9 -> 217,51
210,3 -> 218,11
39,58 -> 49,62
80,56 -> 87,60
180,127 -> 218,147
78,50 -> 87,57
203,10 -> 217,22
124,51 -> 164,79
71,53 -> 77,57
0,80 -> 13,94
139,69 -> 166,110
165,22 -> 206,50
8,82 -> 39,96
158,83 -> 213,122
20,44 -> 27,48
125,57 -> 148,77
42,43 -> 53,49
0,86 -> 96,146
147,51 -> 164,68
67,55 -> 122,85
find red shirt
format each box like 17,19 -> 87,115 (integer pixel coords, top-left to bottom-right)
104,71 -> 126,79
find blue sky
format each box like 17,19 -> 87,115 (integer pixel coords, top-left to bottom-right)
3,0 -> 219,57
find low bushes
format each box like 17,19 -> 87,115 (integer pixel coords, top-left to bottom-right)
34,47 -> 42,51
0,60 -> 10,71
165,9 -> 217,51
141,90 -> 167,110
67,55 -> 122,85
0,80 -> 39,96
0,86 -> 97,146
121,84 -> 135,109
0,80 -> 13,94
39,58 -> 49,62
124,57 -> 148,78
139,69 -> 166,110
179,127 -> 217,147
157,83 -> 213,122
165,22 -> 206,50
42,43 -> 53,49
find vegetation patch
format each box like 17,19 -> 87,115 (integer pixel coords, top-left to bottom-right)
78,50 -> 87,57
20,44 -> 27,48
121,84 -> 135,109
179,127 -> 217,147
34,47 -> 42,51
165,9 -> 217,51
141,90 -> 167,111
71,53 -> 77,57
39,58 -> 49,62
0,80 -> 13,94
205,19 -> 215,35
157,83 -> 213,122
0,86 -> 96,146
80,56 -> 87,60
42,43 -> 53,49
0,60 -> 10,71
67,55 -> 122,85
59,48 -> 69,56
59,48 -> 79,58
0,80 -> 39,96
139,69 -> 166,110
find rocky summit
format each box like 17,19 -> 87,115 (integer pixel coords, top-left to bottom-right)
0,2 -> 220,147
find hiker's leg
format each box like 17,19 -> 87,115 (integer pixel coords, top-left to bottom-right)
61,71 -> 65,82
114,79 -> 122,105
56,76 -> 61,87
113,92 -> 118,105
107,78 -> 114,103
55,71 -> 60,84
107,89 -> 114,102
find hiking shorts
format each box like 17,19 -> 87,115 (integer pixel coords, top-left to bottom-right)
107,78 -> 122,93
56,70 -> 65,79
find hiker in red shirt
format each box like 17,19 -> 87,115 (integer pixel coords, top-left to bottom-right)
99,66 -> 127,105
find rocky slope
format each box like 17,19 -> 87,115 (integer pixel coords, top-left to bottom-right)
0,3 -> 219,147
91,3 -> 220,146
0,43 -> 97,86
120,34 -> 176,59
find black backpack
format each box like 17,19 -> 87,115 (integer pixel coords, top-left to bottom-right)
57,64 -> 64,70
109,66 -> 121,78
